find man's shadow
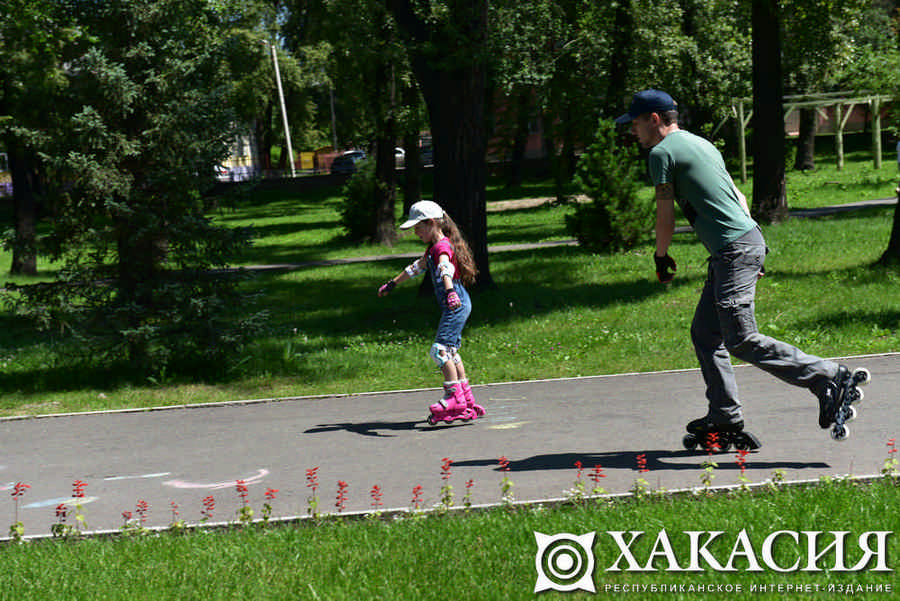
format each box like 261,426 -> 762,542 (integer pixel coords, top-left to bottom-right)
453,450 -> 829,472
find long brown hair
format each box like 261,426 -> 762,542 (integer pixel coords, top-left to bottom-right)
437,212 -> 478,286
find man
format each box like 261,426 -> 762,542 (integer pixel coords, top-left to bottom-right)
615,89 -> 869,448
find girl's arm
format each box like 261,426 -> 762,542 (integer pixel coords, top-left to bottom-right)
377,256 -> 426,296
437,253 -> 461,310
437,253 -> 455,294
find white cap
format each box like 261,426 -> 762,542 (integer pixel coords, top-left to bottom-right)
399,200 -> 444,229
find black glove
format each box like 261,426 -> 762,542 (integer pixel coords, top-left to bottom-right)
654,253 -> 677,283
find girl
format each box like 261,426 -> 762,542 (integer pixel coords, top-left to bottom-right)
377,200 -> 485,424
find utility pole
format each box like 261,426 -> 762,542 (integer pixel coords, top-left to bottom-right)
263,40 -> 295,177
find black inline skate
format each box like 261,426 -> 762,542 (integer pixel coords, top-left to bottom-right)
818,365 -> 871,442
682,415 -> 762,452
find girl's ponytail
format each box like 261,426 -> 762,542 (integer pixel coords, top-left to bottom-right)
440,213 -> 478,286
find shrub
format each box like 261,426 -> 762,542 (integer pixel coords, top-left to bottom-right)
566,120 -> 654,252
339,159 -> 377,242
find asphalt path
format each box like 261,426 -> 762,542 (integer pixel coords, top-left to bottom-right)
1,352 -> 897,536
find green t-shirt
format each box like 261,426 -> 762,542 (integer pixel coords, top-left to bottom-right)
649,130 -> 757,254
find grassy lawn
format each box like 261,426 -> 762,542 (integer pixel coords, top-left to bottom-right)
0,146 -> 897,600
0,148 -> 896,417
2,477 -> 897,600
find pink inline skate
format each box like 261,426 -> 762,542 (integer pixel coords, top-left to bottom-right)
460,380 -> 486,418
427,383 -> 476,425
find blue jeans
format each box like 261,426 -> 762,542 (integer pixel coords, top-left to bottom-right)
434,282 -> 471,349
690,227 -> 838,424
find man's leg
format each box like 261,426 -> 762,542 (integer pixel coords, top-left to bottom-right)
714,241 -> 838,393
691,265 -> 743,425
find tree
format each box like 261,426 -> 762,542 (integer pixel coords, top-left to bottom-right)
0,0 -> 80,275
4,0 -> 264,375
782,0 -> 867,171
388,0 -> 493,287
567,119 -> 653,251
750,0 -> 788,224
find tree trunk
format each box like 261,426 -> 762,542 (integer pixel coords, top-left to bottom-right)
401,132 -> 421,214
373,60 -> 398,246
7,143 -> 38,276
793,107 -> 816,171
607,1 -> 633,114
388,0 -> 494,289
877,186 -> 900,265
424,71 -> 492,287
750,0 -> 788,224
374,136 -> 398,246
400,82 -> 422,214
508,88 -> 531,189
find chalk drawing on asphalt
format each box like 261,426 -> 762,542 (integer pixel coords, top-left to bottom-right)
163,468 -> 270,490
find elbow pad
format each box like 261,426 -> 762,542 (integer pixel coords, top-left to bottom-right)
404,261 -> 424,278
437,257 -> 455,280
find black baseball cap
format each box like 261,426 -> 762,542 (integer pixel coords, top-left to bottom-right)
614,89 -> 677,124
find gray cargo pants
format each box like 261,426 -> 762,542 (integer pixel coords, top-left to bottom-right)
690,227 -> 838,424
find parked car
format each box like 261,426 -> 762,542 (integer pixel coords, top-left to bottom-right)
330,150 -> 367,174
420,146 -> 433,166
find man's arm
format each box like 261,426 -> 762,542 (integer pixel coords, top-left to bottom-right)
731,181 -> 751,216
655,182 -> 676,257
653,182 -> 678,283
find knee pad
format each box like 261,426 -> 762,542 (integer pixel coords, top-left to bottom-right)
430,343 -> 450,367
450,348 -> 462,364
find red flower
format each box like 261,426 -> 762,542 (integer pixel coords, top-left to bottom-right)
636,454 -> 649,473
370,484 -> 383,508
136,499 -> 149,524
11,482 -> 30,499
55,503 -> 68,520
735,448 -> 750,475
411,485 -> 424,509
705,432 -> 721,453
72,480 -> 88,498
235,479 -> 249,505
306,467 -> 320,492
498,456 -> 510,472
265,488 -> 279,501
590,465 -> 606,484
335,480 -> 349,512
201,495 -> 216,520
441,457 -> 453,480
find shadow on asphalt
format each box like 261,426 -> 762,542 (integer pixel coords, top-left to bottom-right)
304,419 -> 474,437
453,450 -> 829,473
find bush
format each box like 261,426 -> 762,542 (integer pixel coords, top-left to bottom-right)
339,159 -> 377,241
566,120 -> 654,252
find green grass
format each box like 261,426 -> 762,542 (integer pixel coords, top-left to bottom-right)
2,477 -> 897,600
0,149 -> 897,599
0,151 -> 897,416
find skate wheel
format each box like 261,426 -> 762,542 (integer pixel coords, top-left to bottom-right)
734,439 -> 752,451
473,404 -> 486,417
852,367 -> 871,386
427,414 -> 438,426
848,387 -> 864,404
682,433 -> 699,450
843,405 -> 858,423
705,439 -> 731,453
831,424 -> 849,441
734,432 -> 762,451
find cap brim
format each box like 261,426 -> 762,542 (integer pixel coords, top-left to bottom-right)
399,218 -> 419,229
614,112 -> 633,124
